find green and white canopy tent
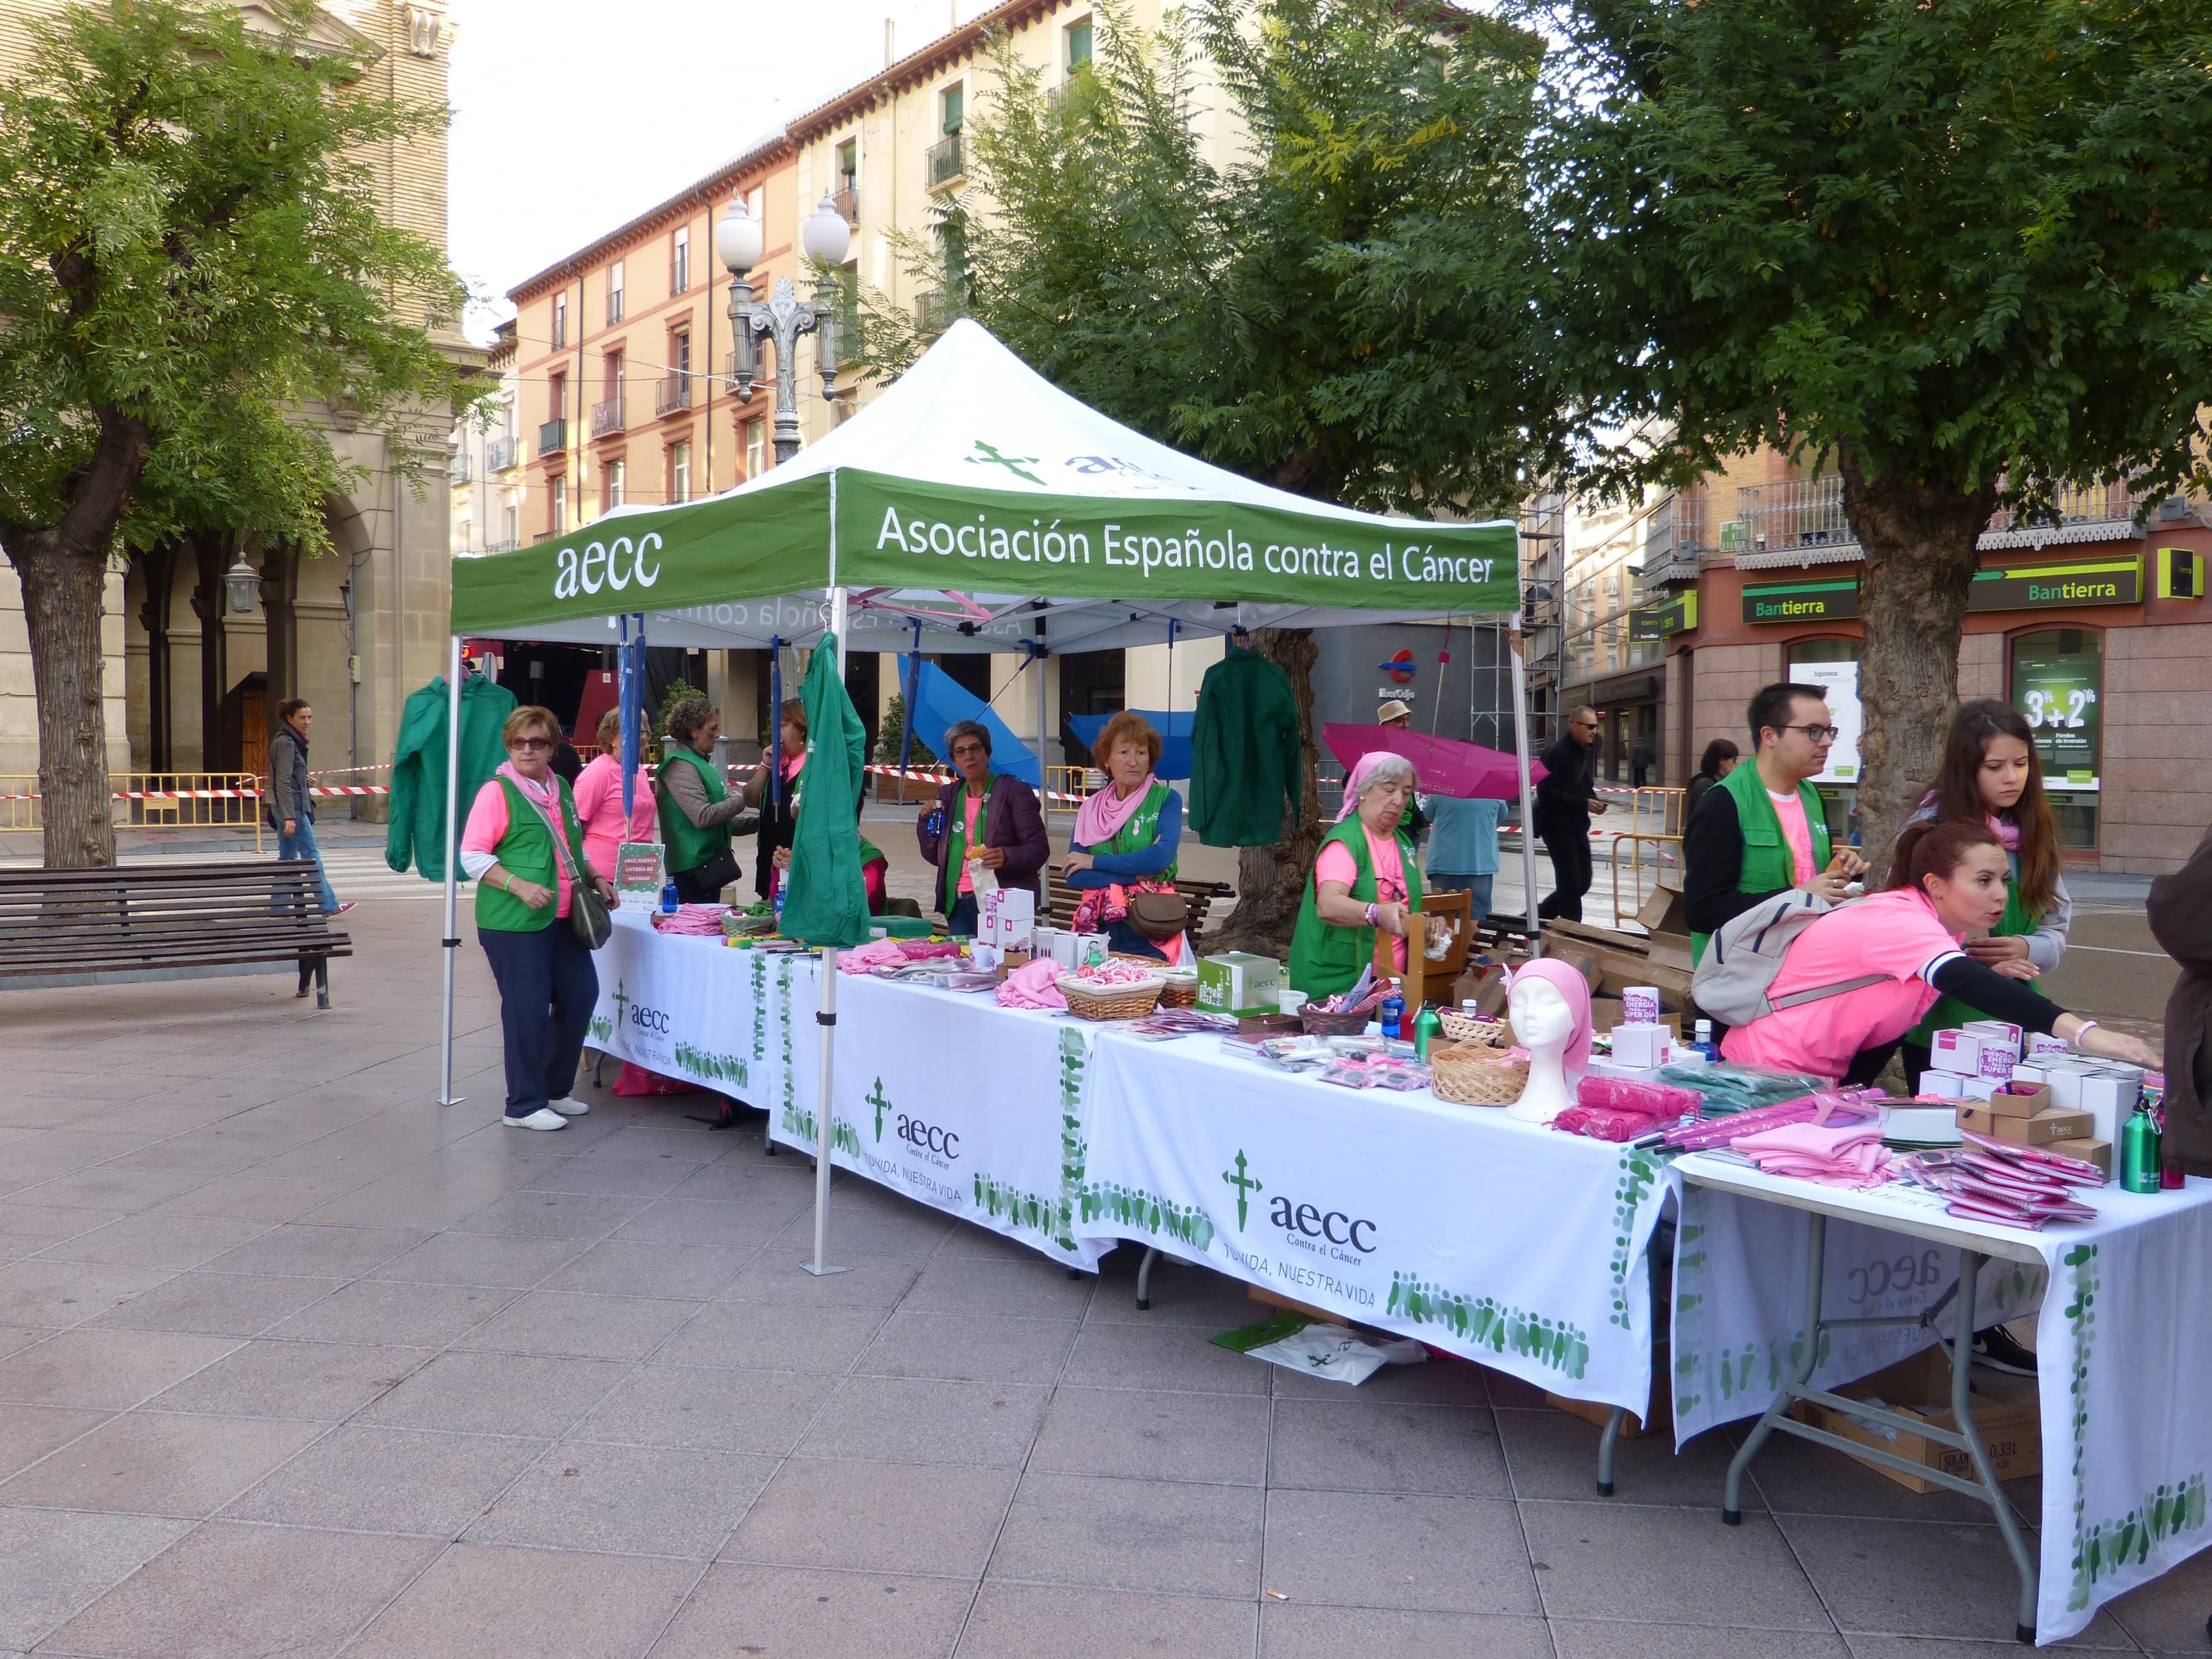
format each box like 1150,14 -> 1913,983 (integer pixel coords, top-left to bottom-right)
437,319 -> 1533,1271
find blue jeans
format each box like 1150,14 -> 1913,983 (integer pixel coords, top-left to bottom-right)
478,923 -> 599,1117
276,817 -> 338,914
1426,873 -> 1494,923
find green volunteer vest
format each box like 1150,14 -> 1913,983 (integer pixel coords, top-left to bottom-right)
474,775 -> 587,933
1087,781 -> 1178,878
654,747 -> 732,875
1288,816 -> 1423,997
1908,859 -> 2035,1045
1689,762 -> 1834,966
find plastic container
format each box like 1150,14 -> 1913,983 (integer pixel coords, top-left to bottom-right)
659,879 -> 679,913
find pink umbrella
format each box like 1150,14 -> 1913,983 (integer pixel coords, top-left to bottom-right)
1321,723 -> 1544,800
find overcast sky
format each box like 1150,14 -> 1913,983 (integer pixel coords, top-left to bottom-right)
447,0 -> 1001,341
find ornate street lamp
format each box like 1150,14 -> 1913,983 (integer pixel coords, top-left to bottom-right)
717,191 -> 853,466
222,551 -> 260,614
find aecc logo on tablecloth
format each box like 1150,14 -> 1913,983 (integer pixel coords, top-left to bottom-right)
1222,1150 -> 1377,1258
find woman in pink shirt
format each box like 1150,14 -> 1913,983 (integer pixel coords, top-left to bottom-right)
572,708 -> 659,882
1722,819 -> 2156,1085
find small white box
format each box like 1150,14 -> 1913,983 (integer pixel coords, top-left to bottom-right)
1611,1023 -> 1668,1068
2076,1071 -> 2140,1143
2040,1058 -> 2095,1112
1965,1019 -> 2025,1048
2026,1031 -> 2073,1058
980,888 -> 1034,950
1920,1072 -> 1966,1101
1960,1076 -> 2001,1102
1049,932 -> 1081,969
1977,1040 -> 2023,1081
2010,1063 -> 2049,1086
1621,986 -> 1661,1024
1930,1030 -> 1983,1076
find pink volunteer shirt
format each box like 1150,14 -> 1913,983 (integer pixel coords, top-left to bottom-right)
1719,888 -> 1965,1080
1316,827 -> 1410,973
571,753 -> 658,878
1769,788 -> 1817,885
462,779 -> 572,918
956,786 -> 986,896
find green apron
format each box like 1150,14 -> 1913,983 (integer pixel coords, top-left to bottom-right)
1689,761 -> 1833,965
941,776 -> 995,912
1907,856 -> 2035,1045
1288,816 -> 1423,997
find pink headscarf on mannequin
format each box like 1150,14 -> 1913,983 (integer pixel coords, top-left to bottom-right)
1506,958 -> 1594,1073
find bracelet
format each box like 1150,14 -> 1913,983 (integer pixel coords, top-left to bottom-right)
1364,902 -> 1379,927
2070,1019 -> 2098,1052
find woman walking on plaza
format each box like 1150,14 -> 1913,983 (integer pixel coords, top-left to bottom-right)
267,699 -> 353,919
460,706 -> 620,1131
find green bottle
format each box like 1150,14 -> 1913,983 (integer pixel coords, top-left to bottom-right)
2121,1098 -> 2163,1194
1412,1003 -> 1444,1062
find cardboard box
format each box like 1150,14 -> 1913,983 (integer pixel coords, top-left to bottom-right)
1982,1082 -> 2050,1119
1791,1345 -> 2039,1494
1965,1019 -> 2025,1048
2067,1139 -> 2113,1176
1881,1104 -> 1963,1144
1960,1076 -> 2001,1102
1957,1104 -> 2094,1145
979,888 -> 1034,950
1977,1041 -> 2024,1081
1611,1023 -> 1669,1068
1929,1029 -> 1983,1077
2025,1031 -> 2073,1058
1196,952 -> 1281,1017
1591,1000 -> 1681,1039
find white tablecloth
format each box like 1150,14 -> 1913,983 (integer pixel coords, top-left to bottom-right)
1670,1155 -> 2212,1645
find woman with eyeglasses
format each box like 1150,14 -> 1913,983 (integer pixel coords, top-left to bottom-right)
459,705 -> 620,1131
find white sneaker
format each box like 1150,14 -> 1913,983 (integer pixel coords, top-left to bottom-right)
503,1108 -> 569,1131
546,1097 -> 589,1116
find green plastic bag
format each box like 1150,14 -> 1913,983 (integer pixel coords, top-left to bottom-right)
778,631 -> 873,949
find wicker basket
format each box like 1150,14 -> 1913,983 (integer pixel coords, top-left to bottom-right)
1438,1008 -> 1512,1047
1058,973 -> 1164,1022
1300,1003 -> 1375,1037
1428,1040 -> 1529,1107
1158,976 -> 1199,1009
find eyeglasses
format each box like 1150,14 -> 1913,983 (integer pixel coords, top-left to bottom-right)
1782,723 -> 1842,743
508,737 -> 554,752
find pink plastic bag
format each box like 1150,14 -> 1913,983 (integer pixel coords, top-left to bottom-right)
613,1062 -> 699,1097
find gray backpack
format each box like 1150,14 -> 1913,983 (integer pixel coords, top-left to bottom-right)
1690,889 -> 1887,1028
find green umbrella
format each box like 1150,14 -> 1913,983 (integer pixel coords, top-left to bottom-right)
780,630 -> 871,949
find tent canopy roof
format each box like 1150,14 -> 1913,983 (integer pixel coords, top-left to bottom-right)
452,319 -> 1519,651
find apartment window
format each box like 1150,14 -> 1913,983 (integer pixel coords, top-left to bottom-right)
606,459 -> 625,511
1066,16 -> 1092,71
670,226 -> 689,294
547,372 -> 565,422
503,504 -> 518,547
551,292 -> 567,349
674,330 -> 691,376
743,416 -> 766,479
941,83 -> 965,134
552,477 -> 567,534
670,440 -> 692,504
606,260 -> 625,324
456,517 -> 470,552
835,139 -> 858,193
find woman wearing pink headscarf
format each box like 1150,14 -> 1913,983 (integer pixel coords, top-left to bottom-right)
1289,752 -> 1424,996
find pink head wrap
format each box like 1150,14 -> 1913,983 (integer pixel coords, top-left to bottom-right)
1506,958 -> 1594,1073
1335,752 -> 1419,824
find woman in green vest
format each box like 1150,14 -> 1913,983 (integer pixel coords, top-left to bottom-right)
655,698 -> 754,904
1898,699 -> 2073,1084
1289,752 -> 1428,997
459,706 -> 620,1131
1066,713 -> 1186,961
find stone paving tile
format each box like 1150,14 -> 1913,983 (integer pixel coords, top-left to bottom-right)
31,1214 -> 270,1269
1058,1318 -> 1270,1396
197,1222 -> 430,1280
0,1205 -> 124,1243
142,1340 -> 433,1421
0,1408 -> 325,1517
1260,1604 -> 1557,1659
724,1457 -> 1018,1577
987,1469 -> 1264,1598
343,1544 -> 700,1659
513,1156 -> 705,1198
1266,1398 -> 1512,1499
1028,1386 -> 1271,1487
902,1256 -> 1097,1320
464,1440 -> 777,1557
260,1278 -> 517,1347
1262,1488 -> 1541,1616
538,1240 -> 756,1301
569,1364 -> 839,1457
144,1174 -> 361,1223
955,1583 -> 1256,1659
366,1230 -> 588,1289
647,1562 -> 972,1659
221,1422 -> 547,1535
1522,1501 -> 1832,1630
2103,1538 -> 2212,1652
451,1289 -> 698,1362
0,1328 -> 241,1410
1498,1407 -> 1756,1507
653,1299 -> 889,1374
799,1376 -> 1051,1469
0,1259 -> 177,1328
716,1248 -> 923,1308
1552,1622 -> 1854,1658
86,1270 -> 345,1338
357,1350 -> 630,1438
0,1403 -> 110,1481
0,1506 -> 194,1652
38,1520 -> 442,1659
854,1311 -> 1080,1386
450,1190 -> 658,1241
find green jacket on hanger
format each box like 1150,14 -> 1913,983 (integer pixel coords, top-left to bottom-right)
386,671 -> 518,881
1189,645 -> 1303,847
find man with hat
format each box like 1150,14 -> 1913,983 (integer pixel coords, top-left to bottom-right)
1373,699 -> 1428,840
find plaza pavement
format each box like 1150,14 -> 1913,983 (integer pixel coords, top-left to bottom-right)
0,830 -> 2204,1656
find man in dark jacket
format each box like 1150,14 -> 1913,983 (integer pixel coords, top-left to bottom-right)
916,721 -> 1051,934
2148,822 -> 2212,1175
1534,706 -> 1607,921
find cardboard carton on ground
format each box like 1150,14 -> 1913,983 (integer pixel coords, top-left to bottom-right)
1791,1344 -> 2039,1494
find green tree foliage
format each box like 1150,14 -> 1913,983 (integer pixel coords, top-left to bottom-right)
849,0 -> 1561,948
0,0 -> 474,865
1531,0 -> 2212,861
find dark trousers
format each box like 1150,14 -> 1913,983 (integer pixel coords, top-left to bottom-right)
946,893 -> 980,936
478,923 -> 598,1117
1536,820 -> 1592,922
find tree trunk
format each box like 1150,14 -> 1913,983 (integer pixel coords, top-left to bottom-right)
10,541 -> 118,868
1836,444 -> 1999,882
1203,627 -> 1324,957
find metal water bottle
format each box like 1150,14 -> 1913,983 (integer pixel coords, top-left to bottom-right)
659,879 -> 678,913
2121,1099 -> 2163,1194
1412,1004 -> 1443,1061
1379,989 -> 1405,1039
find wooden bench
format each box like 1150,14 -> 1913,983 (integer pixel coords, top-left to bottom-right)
0,862 -> 353,1007
1043,867 -> 1232,936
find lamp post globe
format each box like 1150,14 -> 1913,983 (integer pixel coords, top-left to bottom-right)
800,192 -> 851,265
222,552 -> 260,615
714,196 -> 763,277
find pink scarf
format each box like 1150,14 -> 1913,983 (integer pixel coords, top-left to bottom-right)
498,760 -> 559,809
1073,774 -> 1158,848
1336,752 -> 1416,823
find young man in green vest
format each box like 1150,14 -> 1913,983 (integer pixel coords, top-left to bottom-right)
1682,681 -> 1868,966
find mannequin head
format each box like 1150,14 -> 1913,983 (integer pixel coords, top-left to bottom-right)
1506,958 -> 1593,1072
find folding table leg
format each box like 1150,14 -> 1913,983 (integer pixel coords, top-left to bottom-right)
1135,1247 -> 1159,1311
1597,1407 -> 1626,1496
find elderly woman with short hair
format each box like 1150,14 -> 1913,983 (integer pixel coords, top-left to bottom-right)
1289,752 -> 1426,997
918,719 -> 1051,934
1064,711 -> 1189,962
654,696 -> 756,903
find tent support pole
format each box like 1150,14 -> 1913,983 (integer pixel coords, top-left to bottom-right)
1510,622 -> 1543,961
438,634 -> 464,1105
1033,636 -> 1048,788
804,584 -> 852,1277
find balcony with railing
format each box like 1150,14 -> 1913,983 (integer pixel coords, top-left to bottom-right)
926,133 -> 965,190
532,528 -> 564,545
654,374 -> 692,416
605,290 -> 625,325
1980,482 -> 2143,549
1638,490 -> 1708,586
915,286 -> 959,338
537,418 -> 567,456
590,397 -> 625,438
1733,476 -> 1855,566
484,536 -> 520,554
831,186 -> 857,225
448,453 -> 472,486
486,435 -> 522,472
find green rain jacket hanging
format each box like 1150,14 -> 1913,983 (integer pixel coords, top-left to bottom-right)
777,633 -> 872,948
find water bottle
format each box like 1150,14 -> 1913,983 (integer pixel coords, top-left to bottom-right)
925,800 -> 946,841
2121,1098 -> 2162,1194
659,879 -> 678,913
1694,1019 -> 1719,1063
1412,1004 -> 1443,1061
1379,989 -> 1405,1039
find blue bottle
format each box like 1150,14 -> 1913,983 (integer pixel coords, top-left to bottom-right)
925,800 -> 946,841
1379,990 -> 1405,1039
659,879 -> 678,913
